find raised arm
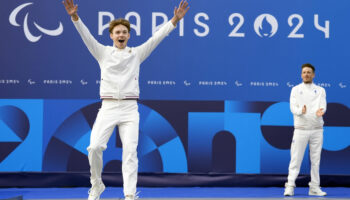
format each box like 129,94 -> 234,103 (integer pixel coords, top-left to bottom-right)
171,0 -> 190,26
62,0 -> 79,21
62,0 -> 104,62
136,0 -> 190,63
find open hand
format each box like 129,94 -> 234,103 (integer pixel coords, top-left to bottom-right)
171,0 -> 190,25
62,0 -> 78,17
316,108 -> 324,117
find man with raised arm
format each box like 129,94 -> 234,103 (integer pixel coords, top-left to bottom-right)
284,63 -> 327,197
62,0 -> 189,199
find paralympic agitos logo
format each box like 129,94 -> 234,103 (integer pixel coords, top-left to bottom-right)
9,2 -> 63,43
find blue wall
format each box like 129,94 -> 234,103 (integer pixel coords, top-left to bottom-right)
0,0 -> 349,177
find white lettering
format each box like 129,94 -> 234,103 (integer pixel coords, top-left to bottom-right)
152,12 -> 168,35
125,12 -> 141,36
194,12 -> 209,37
98,11 -> 115,35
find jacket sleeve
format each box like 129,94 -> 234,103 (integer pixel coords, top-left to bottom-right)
290,87 -> 303,116
72,18 -> 104,62
135,21 -> 176,63
319,87 -> 327,113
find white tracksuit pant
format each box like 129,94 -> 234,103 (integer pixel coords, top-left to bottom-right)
87,99 -> 139,196
286,129 -> 323,187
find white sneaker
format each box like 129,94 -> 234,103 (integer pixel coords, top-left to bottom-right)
88,182 -> 105,200
125,192 -> 139,200
309,187 -> 327,196
284,185 -> 294,196
125,196 -> 138,200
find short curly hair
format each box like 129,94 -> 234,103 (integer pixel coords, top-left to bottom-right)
109,18 -> 130,33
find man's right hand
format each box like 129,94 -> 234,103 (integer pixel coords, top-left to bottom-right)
302,105 -> 306,114
316,108 -> 324,117
62,0 -> 79,21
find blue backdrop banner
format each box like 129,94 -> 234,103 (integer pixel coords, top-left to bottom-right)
0,0 -> 349,178
1,0 -> 349,105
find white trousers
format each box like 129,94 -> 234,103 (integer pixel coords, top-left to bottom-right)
286,129 -> 323,187
87,99 -> 139,196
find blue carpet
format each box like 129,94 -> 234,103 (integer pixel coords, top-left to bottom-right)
0,187 -> 349,199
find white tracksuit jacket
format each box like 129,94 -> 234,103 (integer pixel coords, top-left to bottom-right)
73,18 -> 176,99
290,82 -> 327,130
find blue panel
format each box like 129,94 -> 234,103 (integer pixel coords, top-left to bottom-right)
142,110 -> 177,146
188,112 -> 224,172
323,127 -> 350,151
224,113 -> 262,173
261,102 -> 293,126
138,135 -> 158,156
158,137 -> 187,173
74,130 -> 91,156
189,111 -> 262,173
0,121 -> 22,142
42,99 -> 99,157
0,99 -> 43,171
54,111 -> 92,149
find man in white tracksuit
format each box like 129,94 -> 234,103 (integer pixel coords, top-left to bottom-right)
284,63 -> 327,196
62,0 -> 189,199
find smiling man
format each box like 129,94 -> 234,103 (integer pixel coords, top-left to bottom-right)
62,0 -> 189,200
284,63 -> 327,197
109,19 -> 130,49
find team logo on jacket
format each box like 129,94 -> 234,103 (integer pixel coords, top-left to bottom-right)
9,2 -> 63,42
